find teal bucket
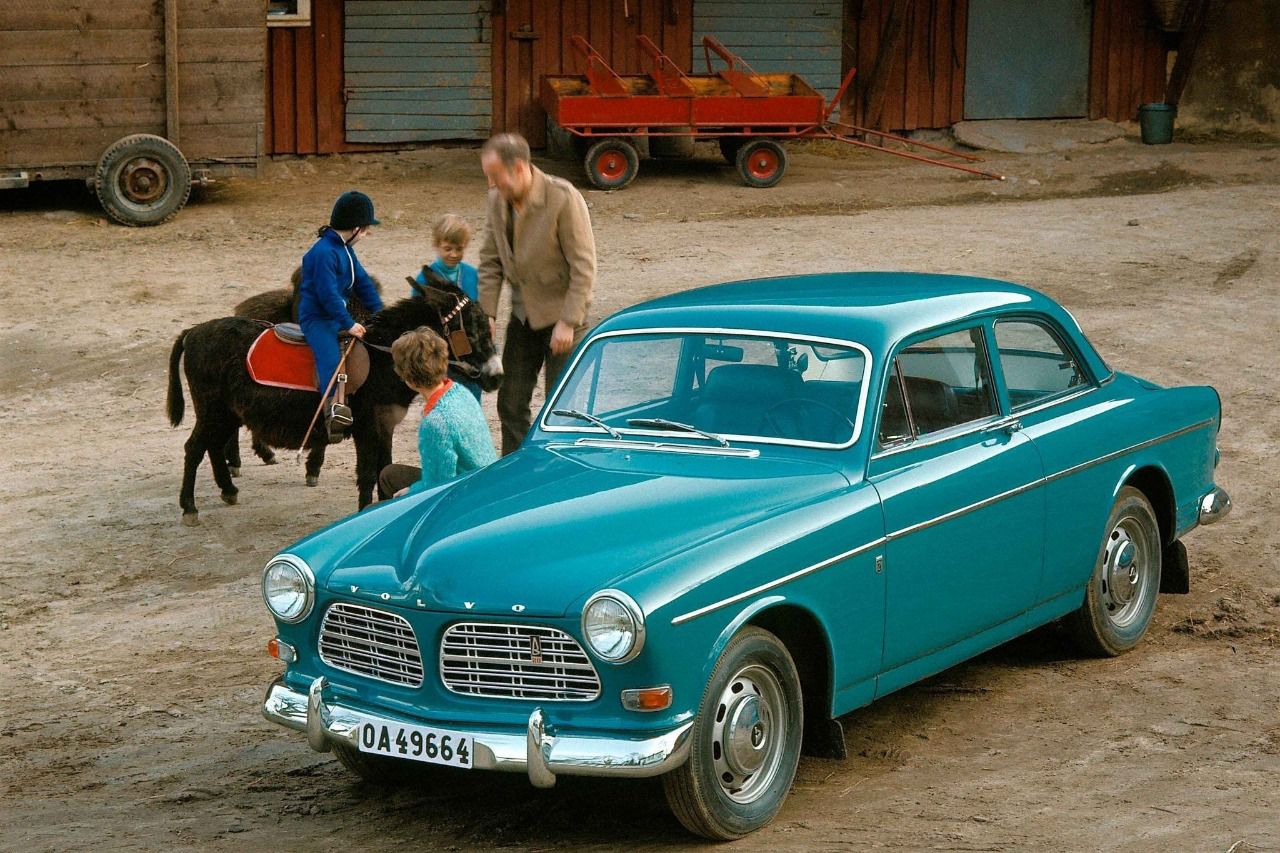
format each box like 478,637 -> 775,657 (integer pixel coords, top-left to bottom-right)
1138,103 -> 1176,144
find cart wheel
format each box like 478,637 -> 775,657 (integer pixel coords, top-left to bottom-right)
718,137 -> 745,164
736,139 -> 787,188
95,134 -> 192,226
584,138 -> 639,190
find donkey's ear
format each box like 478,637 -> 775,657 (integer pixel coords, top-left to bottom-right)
408,276 -> 429,298
420,265 -> 451,288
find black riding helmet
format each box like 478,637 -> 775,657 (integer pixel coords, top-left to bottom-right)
329,190 -> 380,230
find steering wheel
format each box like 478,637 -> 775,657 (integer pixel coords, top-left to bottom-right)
763,398 -> 856,442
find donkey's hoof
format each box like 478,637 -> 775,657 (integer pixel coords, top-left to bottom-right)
263,456 -> 278,466
229,466 -> 241,478
305,475 -> 319,487
181,512 -> 200,527
221,492 -> 238,506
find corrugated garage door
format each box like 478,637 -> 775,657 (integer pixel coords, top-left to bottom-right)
692,0 -> 842,97
344,0 -> 492,143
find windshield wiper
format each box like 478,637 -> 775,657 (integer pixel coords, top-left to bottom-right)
627,418 -> 729,447
551,409 -> 622,440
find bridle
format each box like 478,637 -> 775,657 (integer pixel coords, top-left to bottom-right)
364,288 -> 484,380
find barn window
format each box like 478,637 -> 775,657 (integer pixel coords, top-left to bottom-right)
268,0 -> 312,28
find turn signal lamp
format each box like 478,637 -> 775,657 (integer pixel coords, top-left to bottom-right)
621,686 -> 672,712
267,638 -> 296,663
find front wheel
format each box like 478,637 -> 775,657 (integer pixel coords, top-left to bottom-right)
583,138 -> 640,190
663,626 -> 803,839
1066,486 -> 1162,656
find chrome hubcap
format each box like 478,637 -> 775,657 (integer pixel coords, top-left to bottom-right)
710,664 -> 786,803
1100,516 -> 1152,627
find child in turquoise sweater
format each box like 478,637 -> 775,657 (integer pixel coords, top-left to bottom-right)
377,327 -> 497,499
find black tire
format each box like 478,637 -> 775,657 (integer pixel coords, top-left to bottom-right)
332,741 -> 443,786
663,626 -> 803,840
94,133 -> 192,226
735,139 -> 787,188
1066,486 -> 1163,656
718,136 -> 745,164
583,138 -> 640,190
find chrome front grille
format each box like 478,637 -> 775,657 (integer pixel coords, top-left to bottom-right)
319,603 -> 424,687
440,622 -> 601,701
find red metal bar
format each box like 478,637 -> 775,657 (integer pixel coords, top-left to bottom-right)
636,34 -> 695,97
700,35 -> 768,97
823,127 -> 1005,180
824,67 -> 859,122
825,119 -> 987,163
569,34 -> 628,97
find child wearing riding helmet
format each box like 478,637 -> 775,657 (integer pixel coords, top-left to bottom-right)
299,190 -> 385,440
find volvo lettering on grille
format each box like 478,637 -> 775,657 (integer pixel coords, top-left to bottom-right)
440,622 -> 601,701
319,603 -> 424,687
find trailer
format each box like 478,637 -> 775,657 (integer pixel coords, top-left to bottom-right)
0,1 -> 264,226
541,35 -> 1003,190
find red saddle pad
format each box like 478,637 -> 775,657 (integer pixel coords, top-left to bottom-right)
246,328 -> 318,392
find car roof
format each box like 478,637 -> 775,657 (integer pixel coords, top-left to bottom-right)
595,271 -> 1068,352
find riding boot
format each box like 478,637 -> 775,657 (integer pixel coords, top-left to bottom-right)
324,373 -> 352,444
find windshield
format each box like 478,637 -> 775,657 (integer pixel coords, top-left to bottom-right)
543,330 -> 870,447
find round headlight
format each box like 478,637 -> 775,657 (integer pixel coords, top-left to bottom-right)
262,555 -> 314,623
582,590 -> 645,663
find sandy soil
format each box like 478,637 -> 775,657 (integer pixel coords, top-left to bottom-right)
1,130 -> 1277,852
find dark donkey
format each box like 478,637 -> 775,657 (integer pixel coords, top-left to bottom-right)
167,275 -> 502,525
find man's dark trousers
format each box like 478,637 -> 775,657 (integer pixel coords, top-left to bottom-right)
497,315 -> 582,455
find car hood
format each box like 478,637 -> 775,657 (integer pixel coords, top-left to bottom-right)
311,443 -> 851,618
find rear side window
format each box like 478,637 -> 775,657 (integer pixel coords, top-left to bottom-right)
994,320 -> 1087,408
880,327 -> 997,442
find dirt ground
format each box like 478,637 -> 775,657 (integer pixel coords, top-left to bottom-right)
1,129 -> 1277,853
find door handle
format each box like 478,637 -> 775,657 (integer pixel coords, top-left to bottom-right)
982,417 -> 1023,436
511,24 -> 540,40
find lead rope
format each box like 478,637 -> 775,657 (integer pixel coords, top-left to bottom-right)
298,338 -> 357,462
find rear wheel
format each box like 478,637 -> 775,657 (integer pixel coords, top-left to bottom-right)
583,138 -> 640,190
663,627 -> 803,839
735,139 -> 787,188
1066,486 -> 1162,656
94,133 -> 191,226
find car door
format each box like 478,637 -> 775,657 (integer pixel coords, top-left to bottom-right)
867,324 -> 1046,691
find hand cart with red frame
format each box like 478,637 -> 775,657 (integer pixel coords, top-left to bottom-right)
540,35 -> 1003,190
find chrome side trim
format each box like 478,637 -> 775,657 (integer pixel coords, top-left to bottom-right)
1198,487 -> 1231,525
670,418 -> 1218,626
554,438 -> 760,458
670,537 -> 887,625
1042,418 -> 1216,485
263,677 -> 693,784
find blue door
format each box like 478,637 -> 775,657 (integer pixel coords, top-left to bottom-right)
964,0 -> 1092,119
866,326 -> 1045,694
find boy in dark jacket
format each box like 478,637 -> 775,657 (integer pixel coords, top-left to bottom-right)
299,191 -> 385,439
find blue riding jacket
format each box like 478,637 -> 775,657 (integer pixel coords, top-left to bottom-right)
298,228 -> 384,394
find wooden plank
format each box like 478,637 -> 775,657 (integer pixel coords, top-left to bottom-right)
864,0 -> 913,129
342,85 -> 491,99
181,122 -> 260,159
2,98 -> 163,132
315,0 -> 345,153
165,0 -> 180,143
347,97 -> 491,116
1167,0 -> 1210,106
2,64 -> 164,101
1089,0 -> 1109,119
271,28 -> 297,153
903,0 -> 920,128
295,17 -> 318,154
490,0 -> 506,132
931,0 -> 952,126
345,0 -> 486,14
347,128 -> 489,142
347,113 -> 490,131
2,126 -> 165,168
951,0 -> 966,121
179,28 -> 264,63
0,3 -> 157,30
178,0 -> 262,29
0,30 -> 160,66
346,13 -> 484,29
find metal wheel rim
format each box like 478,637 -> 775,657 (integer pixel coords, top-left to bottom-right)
1099,513 -> 1155,628
709,663 -> 787,804
119,157 -> 169,205
746,148 -> 780,179
594,150 -> 628,181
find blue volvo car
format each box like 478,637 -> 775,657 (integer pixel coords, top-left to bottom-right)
260,273 -> 1230,839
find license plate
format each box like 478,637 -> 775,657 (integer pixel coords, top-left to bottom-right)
357,721 -> 473,769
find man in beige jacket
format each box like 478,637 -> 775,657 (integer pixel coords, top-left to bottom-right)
479,133 -> 597,455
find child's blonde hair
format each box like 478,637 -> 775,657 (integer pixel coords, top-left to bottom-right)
433,213 -> 472,247
391,327 -> 449,391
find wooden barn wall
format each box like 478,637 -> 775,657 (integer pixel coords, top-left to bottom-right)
492,0 -> 693,146
844,0 -> 1167,131
1,0 -> 263,168
1088,0 -> 1167,122
267,0 -> 343,154
693,0 -> 844,98
344,0 -> 492,143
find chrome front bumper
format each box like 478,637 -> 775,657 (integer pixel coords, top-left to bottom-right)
1198,486 -> 1231,526
262,676 -> 692,788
